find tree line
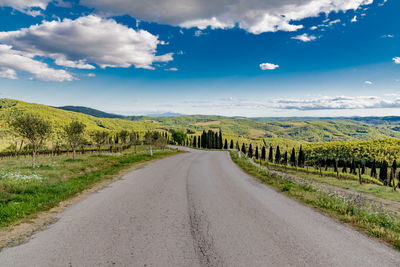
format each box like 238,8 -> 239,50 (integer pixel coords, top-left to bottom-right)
6,113 -> 168,167
237,142 -> 400,190
171,129 -> 225,149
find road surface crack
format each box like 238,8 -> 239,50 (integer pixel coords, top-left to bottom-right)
186,166 -> 224,266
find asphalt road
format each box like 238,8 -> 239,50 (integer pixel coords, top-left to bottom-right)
1,149 -> 400,266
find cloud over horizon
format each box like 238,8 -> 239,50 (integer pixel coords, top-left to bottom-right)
274,95 -> 400,110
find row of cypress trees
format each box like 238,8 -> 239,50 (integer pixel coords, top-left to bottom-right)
186,130 -> 224,149
239,144 -> 306,167
236,142 -> 399,188
184,134 -> 398,188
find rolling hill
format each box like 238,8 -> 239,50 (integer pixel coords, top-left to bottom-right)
57,106 -> 127,119
1,98 -> 400,151
55,104 -> 400,142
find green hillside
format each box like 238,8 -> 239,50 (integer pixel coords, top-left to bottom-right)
2,98 -> 400,152
53,102 -> 400,143
147,116 -> 400,142
57,106 -> 127,119
0,99 -> 161,150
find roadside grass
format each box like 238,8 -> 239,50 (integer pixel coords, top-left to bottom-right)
230,151 -> 400,251
0,146 -> 178,228
265,161 -> 383,185
262,162 -> 400,203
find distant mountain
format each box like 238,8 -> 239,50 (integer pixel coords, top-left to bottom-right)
349,116 -> 400,125
144,112 -> 184,117
56,106 -> 127,119
56,106 -> 183,119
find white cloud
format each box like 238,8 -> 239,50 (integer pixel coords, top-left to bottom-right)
165,67 -> 178,71
291,33 -> 317,42
0,67 -> 17,80
194,30 -> 204,37
365,80 -> 373,85
0,44 -> 74,82
351,16 -> 358,22
260,62 -> 279,70
382,34 -> 394,38
0,16 -> 173,71
180,17 -> 233,30
274,95 -> 400,110
328,19 -> 341,26
80,0 -> 376,34
0,0 -> 51,16
393,57 -> 400,64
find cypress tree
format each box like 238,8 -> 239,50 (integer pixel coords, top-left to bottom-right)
207,130 -> 213,148
342,161 -> 347,173
351,159 -> 356,175
241,143 -> 246,154
255,146 -> 259,160
380,161 -> 388,185
371,159 -> 377,178
248,144 -> 253,158
236,141 -> 240,151
283,151 -> 288,165
193,136 -> 197,148
214,132 -> 218,149
268,146 -> 273,162
198,136 -> 201,148
290,147 -> 296,166
390,160 -> 397,187
275,145 -> 281,164
298,146 -> 305,167
219,130 -> 223,149
224,139 -> 228,149
201,131 -> 206,148
261,146 -> 266,161
230,140 -> 234,149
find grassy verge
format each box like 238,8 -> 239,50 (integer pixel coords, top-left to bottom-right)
230,151 -> 400,250
265,161 -> 383,185
262,161 -> 400,203
0,147 -> 179,228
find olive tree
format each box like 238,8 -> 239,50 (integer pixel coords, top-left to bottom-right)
10,113 -> 52,167
63,121 -> 86,160
153,132 -> 167,150
91,131 -> 109,153
119,130 -> 129,145
129,131 -> 140,153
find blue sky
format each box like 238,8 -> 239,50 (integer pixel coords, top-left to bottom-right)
0,0 -> 399,117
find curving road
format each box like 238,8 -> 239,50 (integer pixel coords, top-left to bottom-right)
1,149 -> 400,266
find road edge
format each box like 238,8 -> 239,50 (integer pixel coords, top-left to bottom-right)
0,151 -> 181,251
